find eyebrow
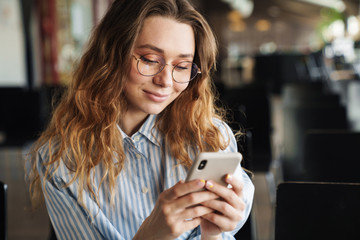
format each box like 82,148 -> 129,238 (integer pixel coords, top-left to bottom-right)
137,44 -> 194,58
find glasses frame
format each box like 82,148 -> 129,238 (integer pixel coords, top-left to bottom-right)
132,55 -> 201,83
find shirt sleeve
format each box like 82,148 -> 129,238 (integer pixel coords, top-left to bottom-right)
210,120 -> 255,239
36,152 -> 125,240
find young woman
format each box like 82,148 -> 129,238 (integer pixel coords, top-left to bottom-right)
27,0 -> 254,239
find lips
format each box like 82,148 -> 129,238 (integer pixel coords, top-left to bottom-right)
144,90 -> 170,103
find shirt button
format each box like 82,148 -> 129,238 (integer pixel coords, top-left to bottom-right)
142,187 -> 148,193
133,135 -> 140,142
136,153 -> 141,159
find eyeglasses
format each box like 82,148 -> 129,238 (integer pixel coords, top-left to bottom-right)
133,54 -> 201,83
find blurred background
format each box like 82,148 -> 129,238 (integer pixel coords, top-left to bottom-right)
1,0 -> 360,239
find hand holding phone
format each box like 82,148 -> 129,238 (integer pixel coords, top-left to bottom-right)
185,152 -> 242,187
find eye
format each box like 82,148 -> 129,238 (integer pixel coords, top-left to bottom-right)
174,62 -> 192,71
140,55 -> 161,66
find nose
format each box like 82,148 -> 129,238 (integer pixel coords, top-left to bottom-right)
153,64 -> 173,87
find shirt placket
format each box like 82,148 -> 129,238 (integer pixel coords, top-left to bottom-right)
131,133 -> 153,220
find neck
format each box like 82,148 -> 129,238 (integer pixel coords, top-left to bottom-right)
120,111 -> 149,137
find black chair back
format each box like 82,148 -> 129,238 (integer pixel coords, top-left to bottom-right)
303,130 -> 360,183
275,182 -> 360,240
282,82 -> 348,180
0,181 -> 7,240
221,84 -> 272,172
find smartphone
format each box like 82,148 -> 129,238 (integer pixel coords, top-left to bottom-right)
185,152 -> 242,187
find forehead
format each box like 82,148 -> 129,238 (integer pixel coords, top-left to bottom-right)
135,16 -> 195,57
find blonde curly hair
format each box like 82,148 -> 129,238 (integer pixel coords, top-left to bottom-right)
27,0 -> 231,209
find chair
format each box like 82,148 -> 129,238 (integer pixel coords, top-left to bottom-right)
303,130 -> 360,183
281,82 -> 348,180
221,84 -> 272,172
0,181 -> 8,240
0,88 -> 44,146
282,82 -> 326,105
282,105 -> 348,180
253,53 -> 308,94
275,182 -> 360,240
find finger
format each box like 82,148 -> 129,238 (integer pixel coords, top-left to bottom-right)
224,174 -> 244,197
205,180 -> 243,209
180,205 -> 214,220
201,212 -> 240,232
167,179 -> 206,200
201,198 -> 244,222
182,217 -> 202,231
176,190 -> 219,209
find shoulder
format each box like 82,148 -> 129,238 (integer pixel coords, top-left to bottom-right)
212,117 -> 238,152
212,117 -> 233,134
36,140 -> 72,181
37,139 -> 60,163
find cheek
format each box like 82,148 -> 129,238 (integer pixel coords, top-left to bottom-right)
128,66 -> 141,84
174,83 -> 189,94
126,71 -> 149,91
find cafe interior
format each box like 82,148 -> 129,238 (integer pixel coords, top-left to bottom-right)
1,0 -> 360,239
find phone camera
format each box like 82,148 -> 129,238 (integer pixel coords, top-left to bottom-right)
198,160 -> 207,170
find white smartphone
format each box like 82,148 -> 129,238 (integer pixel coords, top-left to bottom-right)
185,152 -> 242,187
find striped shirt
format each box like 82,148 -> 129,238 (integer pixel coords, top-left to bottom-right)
36,114 -> 254,239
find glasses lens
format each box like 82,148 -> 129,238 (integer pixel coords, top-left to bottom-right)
136,54 -> 200,82
137,54 -> 163,76
173,62 -> 199,83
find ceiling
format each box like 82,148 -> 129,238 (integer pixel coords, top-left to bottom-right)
197,0 -> 360,55
200,0 -> 360,21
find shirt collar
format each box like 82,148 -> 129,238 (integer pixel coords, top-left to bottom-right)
138,114 -> 162,147
118,114 -> 162,147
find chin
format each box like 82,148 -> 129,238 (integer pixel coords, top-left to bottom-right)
143,106 -> 167,115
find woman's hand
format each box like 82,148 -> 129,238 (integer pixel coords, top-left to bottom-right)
200,174 -> 246,240
133,179 -> 220,240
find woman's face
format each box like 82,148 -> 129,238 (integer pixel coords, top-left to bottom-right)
124,16 -> 195,120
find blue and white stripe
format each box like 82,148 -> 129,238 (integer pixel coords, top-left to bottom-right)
36,114 -> 254,239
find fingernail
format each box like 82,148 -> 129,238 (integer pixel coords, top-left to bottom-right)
226,174 -> 233,182
206,181 -> 214,188
196,179 -> 205,186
